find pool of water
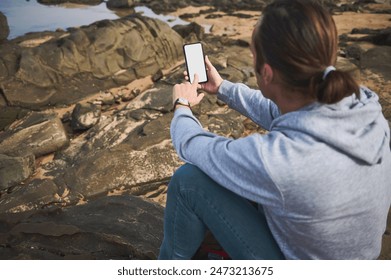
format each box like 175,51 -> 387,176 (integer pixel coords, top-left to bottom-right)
0,0 -> 191,39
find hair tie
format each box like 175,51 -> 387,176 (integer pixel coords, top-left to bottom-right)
322,65 -> 336,80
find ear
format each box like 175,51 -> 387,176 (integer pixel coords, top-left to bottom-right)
262,63 -> 274,85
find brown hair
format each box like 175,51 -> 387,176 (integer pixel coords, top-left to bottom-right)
253,0 -> 359,104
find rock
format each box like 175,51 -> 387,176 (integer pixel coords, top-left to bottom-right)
107,0 -> 135,9
60,142 -> 181,197
38,0 -> 103,5
361,46 -> 391,80
152,69 -> 164,82
126,113 -> 173,150
130,0 -> 268,14
0,112 -> 69,157
0,107 -> 28,131
71,103 -> 101,131
0,42 -> 21,82
57,113 -> 140,163
126,83 -> 173,113
336,56 -> 361,82
1,15 -> 183,109
207,110 -> 246,139
173,22 -> 205,41
0,154 -> 35,191
49,89 -> 181,199
0,12 -> 10,42
345,44 -> 365,61
0,194 -> 164,259
0,179 -> 59,214
352,27 -> 391,46
374,0 -> 391,4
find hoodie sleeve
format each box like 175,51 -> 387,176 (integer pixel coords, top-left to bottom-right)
171,107 -> 283,208
217,80 -> 281,130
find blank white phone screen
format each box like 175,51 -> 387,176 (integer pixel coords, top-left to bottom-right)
184,43 -> 207,84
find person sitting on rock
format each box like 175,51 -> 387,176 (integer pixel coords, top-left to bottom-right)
159,0 -> 391,260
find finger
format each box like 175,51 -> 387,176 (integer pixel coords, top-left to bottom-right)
183,70 -> 189,81
193,73 -> 199,86
205,55 -> 213,71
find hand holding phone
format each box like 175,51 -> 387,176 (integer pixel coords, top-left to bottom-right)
183,42 -> 208,84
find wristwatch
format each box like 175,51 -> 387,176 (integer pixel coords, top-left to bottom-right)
173,97 -> 191,110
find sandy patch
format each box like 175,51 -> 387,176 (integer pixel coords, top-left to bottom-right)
333,12 -> 391,35
169,6 -> 260,40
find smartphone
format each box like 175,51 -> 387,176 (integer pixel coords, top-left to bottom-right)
183,42 -> 208,84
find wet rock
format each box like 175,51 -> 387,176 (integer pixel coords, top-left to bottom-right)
0,194 -> 164,259
1,15 -> 183,109
107,0 -> 135,9
0,112 -> 69,157
0,12 -> 9,42
0,154 -> 35,191
0,179 -> 59,214
71,103 -> 101,131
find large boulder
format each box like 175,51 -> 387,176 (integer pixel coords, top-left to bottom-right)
0,12 -> 9,42
0,194 -> 164,259
0,179 -> 59,214
0,112 -> 69,157
1,15 -> 183,109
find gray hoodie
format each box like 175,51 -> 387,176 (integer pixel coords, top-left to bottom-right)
170,80 -> 391,259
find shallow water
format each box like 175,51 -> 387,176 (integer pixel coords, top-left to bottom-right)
0,0 -> 189,39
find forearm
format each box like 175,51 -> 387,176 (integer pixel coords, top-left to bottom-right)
170,108 -> 282,207
217,80 -> 280,130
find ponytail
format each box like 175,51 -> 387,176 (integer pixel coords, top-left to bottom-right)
310,69 -> 360,104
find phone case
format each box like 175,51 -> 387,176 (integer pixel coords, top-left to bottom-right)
183,42 -> 208,84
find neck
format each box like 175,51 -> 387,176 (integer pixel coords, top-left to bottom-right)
273,86 -> 316,114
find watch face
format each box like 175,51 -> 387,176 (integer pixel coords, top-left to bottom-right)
178,98 -> 190,105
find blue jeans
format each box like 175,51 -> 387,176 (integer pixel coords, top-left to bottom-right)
159,164 -> 285,260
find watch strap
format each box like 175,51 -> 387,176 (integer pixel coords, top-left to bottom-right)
173,98 -> 191,110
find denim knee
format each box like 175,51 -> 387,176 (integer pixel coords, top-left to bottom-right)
170,164 -> 205,189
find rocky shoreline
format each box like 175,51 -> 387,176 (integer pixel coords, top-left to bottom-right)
0,0 -> 390,259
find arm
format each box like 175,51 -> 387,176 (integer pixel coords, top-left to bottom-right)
196,56 -> 280,131
171,108 -> 283,208
218,80 -> 281,131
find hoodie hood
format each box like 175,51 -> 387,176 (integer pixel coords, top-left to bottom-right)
271,86 -> 390,165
